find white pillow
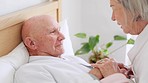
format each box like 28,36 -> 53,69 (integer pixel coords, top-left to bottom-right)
0,42 -> 29,83
0,62 -> 15,83
0,42 -> 29,69
60,20 -> 74,56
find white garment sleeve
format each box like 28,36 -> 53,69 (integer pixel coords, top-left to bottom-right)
137,41 -> 148,83
14,65 -> 56,83
100,73 -> 134,83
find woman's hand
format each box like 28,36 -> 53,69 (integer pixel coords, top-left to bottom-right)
92,58 -> 121,77
118,63 -> 134,78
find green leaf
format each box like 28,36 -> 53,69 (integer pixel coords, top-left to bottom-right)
74,33 -> 86,38
102,49 -> 109,55
114,35 -> 127,40
81,42 -> 87,45
89,35 -> 99,50
127,38 -> 135,44
106,42 -> 113,48
75,43 -> 90,55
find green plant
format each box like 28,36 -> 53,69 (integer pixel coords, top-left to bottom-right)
74,33 -> 135,63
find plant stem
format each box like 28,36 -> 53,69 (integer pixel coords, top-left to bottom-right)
107,43 -> 127,55
92,49 -> 97,55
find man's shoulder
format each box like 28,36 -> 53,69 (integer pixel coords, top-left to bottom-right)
15,62 -> 48,76
16,61 -> 44,71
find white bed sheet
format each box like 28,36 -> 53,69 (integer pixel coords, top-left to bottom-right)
0,0 -> 49,16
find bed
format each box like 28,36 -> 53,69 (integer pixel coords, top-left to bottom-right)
0,0 -> 69,83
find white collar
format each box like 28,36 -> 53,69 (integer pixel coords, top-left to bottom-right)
29,56 -> 63,62
128,24 -> 148,63
29,55 -> 91,67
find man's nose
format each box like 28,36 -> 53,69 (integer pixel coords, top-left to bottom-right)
58,31 -> 65,41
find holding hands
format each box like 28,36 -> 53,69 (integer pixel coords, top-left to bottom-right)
89,58 -> 133,80
92,58 -> 120,78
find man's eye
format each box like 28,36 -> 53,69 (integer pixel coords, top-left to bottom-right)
50,30 -> 56,33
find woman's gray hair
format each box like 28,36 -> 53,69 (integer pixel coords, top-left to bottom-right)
117,0 -> 148,21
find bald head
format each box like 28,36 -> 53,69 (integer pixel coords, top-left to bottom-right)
22,15 -> 56,41
21,15 -> 64,56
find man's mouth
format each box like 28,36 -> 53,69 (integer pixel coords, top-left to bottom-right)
56,43 -> 63,47
117,23 -> 123,28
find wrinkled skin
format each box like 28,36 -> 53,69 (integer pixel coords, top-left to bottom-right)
22,15 -> 65,57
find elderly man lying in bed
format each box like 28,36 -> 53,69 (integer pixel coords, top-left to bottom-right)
14,15 -> 103,83
15,15 -> 132,83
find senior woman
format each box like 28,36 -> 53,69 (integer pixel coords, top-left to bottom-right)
93,0 -> 148,83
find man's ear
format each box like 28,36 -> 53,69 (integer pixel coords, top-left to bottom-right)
24,37 -> 37,50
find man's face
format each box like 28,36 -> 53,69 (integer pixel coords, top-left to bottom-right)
35,18 -> 65,57
110,0 -> 133,34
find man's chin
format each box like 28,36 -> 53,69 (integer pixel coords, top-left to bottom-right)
57,49 -> 64,55
60,50 -> 64,54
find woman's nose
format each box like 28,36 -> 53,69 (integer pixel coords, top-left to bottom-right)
111,12 -> 116,21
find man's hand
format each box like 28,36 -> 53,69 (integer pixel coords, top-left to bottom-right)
92,58 -> 121,78
89,68 -> 103,79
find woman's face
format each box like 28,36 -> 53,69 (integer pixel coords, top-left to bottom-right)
110,0 -> 134,34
